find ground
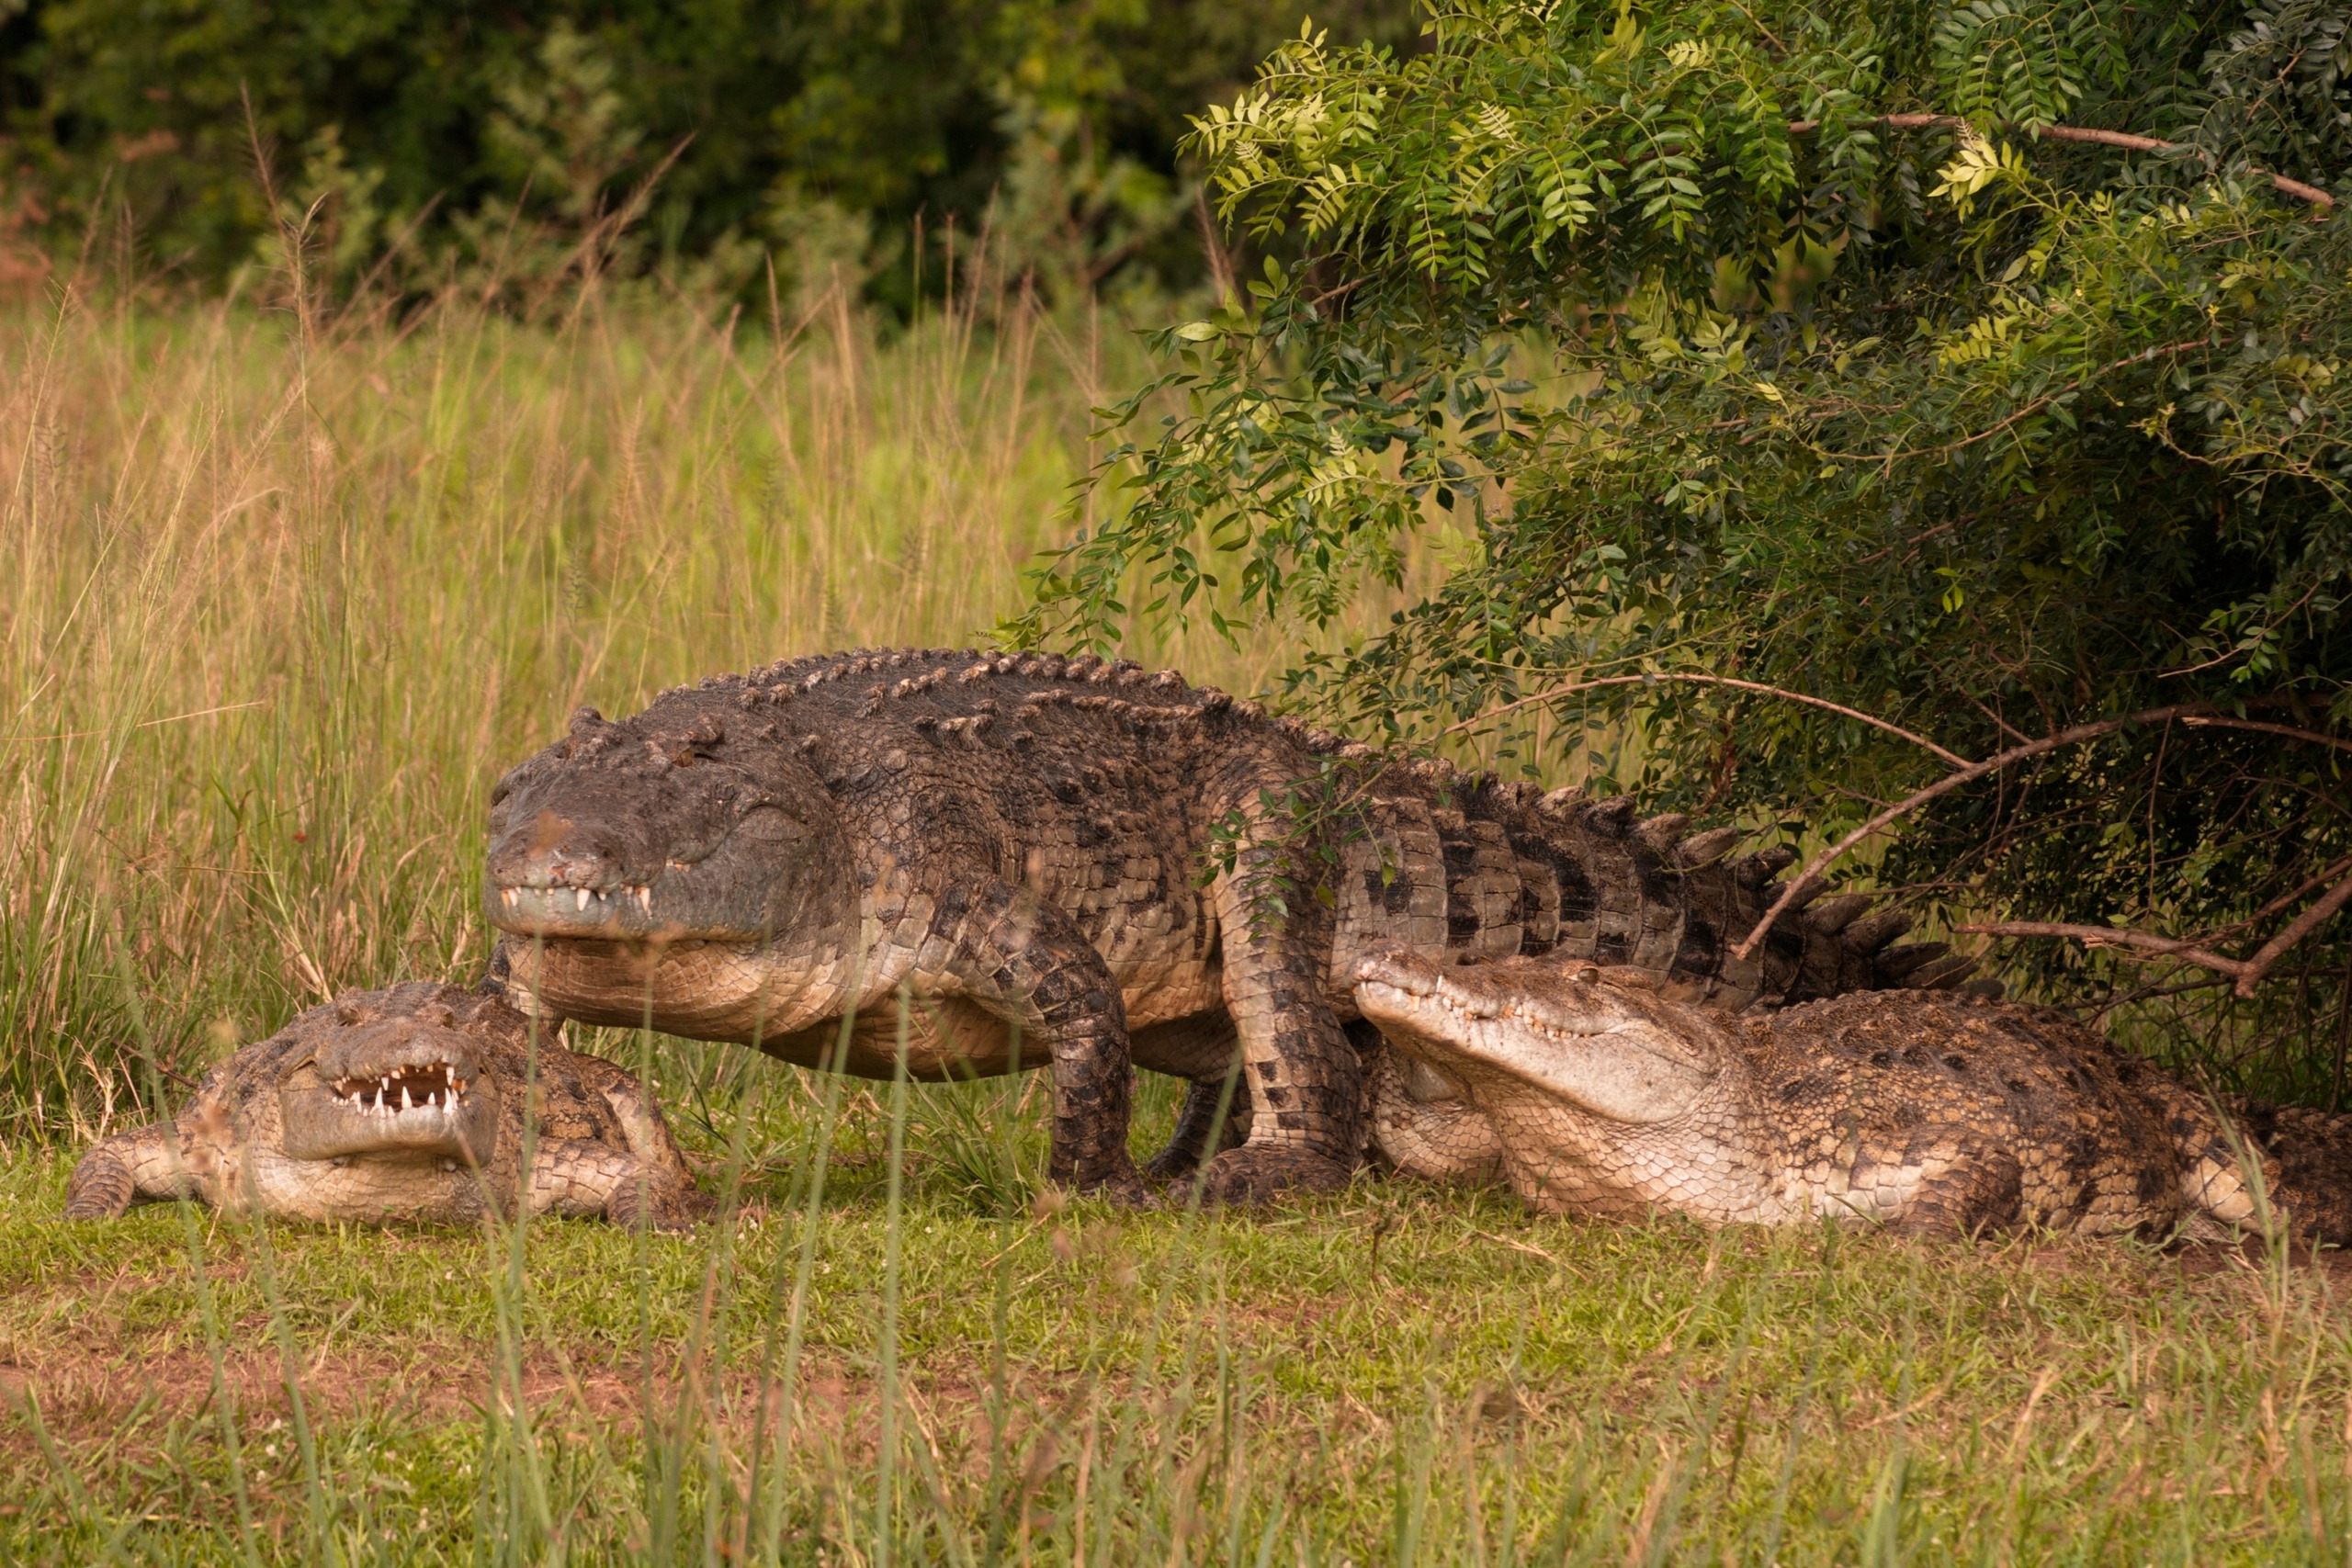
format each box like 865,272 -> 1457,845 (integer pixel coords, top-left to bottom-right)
6,1058 -> 2352,1564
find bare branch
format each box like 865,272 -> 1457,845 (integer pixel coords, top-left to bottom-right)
1728,703 -> 2228,960
1438,673 -> 1971,767
2177,716 -> 2352,758
1782,113 -> 2335,209
1956,870 -> 2352,999
2234,871 -> 2352,998
1953,921 -> 2252,978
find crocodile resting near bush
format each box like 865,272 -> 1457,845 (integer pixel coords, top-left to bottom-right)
1354,952 -> 2352,1242
481,646 -> 1970,1204
63,983 -> 707,1231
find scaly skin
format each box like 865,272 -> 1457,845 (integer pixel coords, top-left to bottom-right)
63,983 -> 706,1231
481,647 -> 1963,1204
1355,953 -> 2352,1243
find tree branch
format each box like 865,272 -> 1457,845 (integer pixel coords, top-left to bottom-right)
1437,672 -> 1970,767
1727,703 -> 2229,960
2235,871 -> 2352,998
2177,715 -> 2352,757
1951,921 -> 2254,978
1782,113 -> 2335,209
1958,867 -> 2352,1000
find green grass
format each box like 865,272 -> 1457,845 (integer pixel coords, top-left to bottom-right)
6,279 -> 2352,1562
9,1067 -> 2352,1563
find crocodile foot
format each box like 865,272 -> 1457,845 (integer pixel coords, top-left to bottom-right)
1057,1156 -> 1157,1208
1141,1145 -> 1203,1185
1193,1146 -> 1354,1206
605,1172 -> 715,1235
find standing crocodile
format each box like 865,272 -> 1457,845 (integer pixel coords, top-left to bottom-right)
482,647 -> 1964,1203
1353,951 -> 2352,1242
63,983 -> 706,1231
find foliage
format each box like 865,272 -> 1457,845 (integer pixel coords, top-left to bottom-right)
1016,0 -> 2352,1066
0,0 -> 1416,306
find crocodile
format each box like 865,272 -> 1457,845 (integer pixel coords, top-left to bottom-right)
481,647 -> 1967,1204
1353,951 -> 2352,1242
63,982 -> 707,1231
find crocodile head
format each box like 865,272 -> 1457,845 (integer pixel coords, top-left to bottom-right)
485,694 -> 852,945
64,982 -> 709,1228
1353,952 -> 1724,1127
276,987 -> 506,1169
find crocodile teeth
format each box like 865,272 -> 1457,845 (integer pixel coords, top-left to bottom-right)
502,888 -> 517,908
401,1085 -> 413,1111
576,887 -> 591,911
636,887 -> 652,912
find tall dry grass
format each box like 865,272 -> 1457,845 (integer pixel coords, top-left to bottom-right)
0,272 -> 1298,1139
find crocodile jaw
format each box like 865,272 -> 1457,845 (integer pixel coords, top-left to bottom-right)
1353,952 -> 1717,1125
280,1021 -> 502,1167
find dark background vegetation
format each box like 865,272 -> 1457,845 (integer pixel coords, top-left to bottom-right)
0,0 -> 1415,308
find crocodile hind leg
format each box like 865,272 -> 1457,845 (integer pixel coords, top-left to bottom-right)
1143,1071 -> 1252,1184
1880,1140 -> 2026,1238
62,1124 -> 191,1219
2220,1100 -> 2352,1246
1193,805 -> 1363,1203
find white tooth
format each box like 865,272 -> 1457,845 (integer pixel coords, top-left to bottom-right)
576,887 -> 590,911
502,888 -> 516,908
402,1085 -> 413,1111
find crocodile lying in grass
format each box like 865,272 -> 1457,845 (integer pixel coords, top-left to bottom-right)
1354,952 -> 2352,1242
63,983 -> 707,1231
482,647 -> 1968,1203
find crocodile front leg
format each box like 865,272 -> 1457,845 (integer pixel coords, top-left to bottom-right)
527,1141 -> 706,1233
62,1124 -> 193,1219
913,874 -> 1148,1201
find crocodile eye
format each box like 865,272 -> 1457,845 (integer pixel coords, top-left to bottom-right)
1575,966 -> 1601,985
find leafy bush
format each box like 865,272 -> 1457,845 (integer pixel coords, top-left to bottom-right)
1018,0 -> 2352,1085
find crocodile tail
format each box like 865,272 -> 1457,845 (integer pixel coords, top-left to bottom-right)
1333,769 -> 1972,1013
1509,791 -> 1973,1010
2231,1100 -> 2352,1247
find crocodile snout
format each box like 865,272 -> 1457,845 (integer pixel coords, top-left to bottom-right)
282,1014 -> 503,1166
484,806 -> 666,935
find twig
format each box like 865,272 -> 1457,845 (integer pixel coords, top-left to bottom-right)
1727,703 -> 2227,959
1953,921 -> 2254,978
2177,716 -> 2352,757
1436,672 -> 1969,767
1782,112 -> 2334,209
1960,869 -> 2352,999
17,699 -> 271,745
1473,1229 -> 1565,1267
1810,338 -> 2215,467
